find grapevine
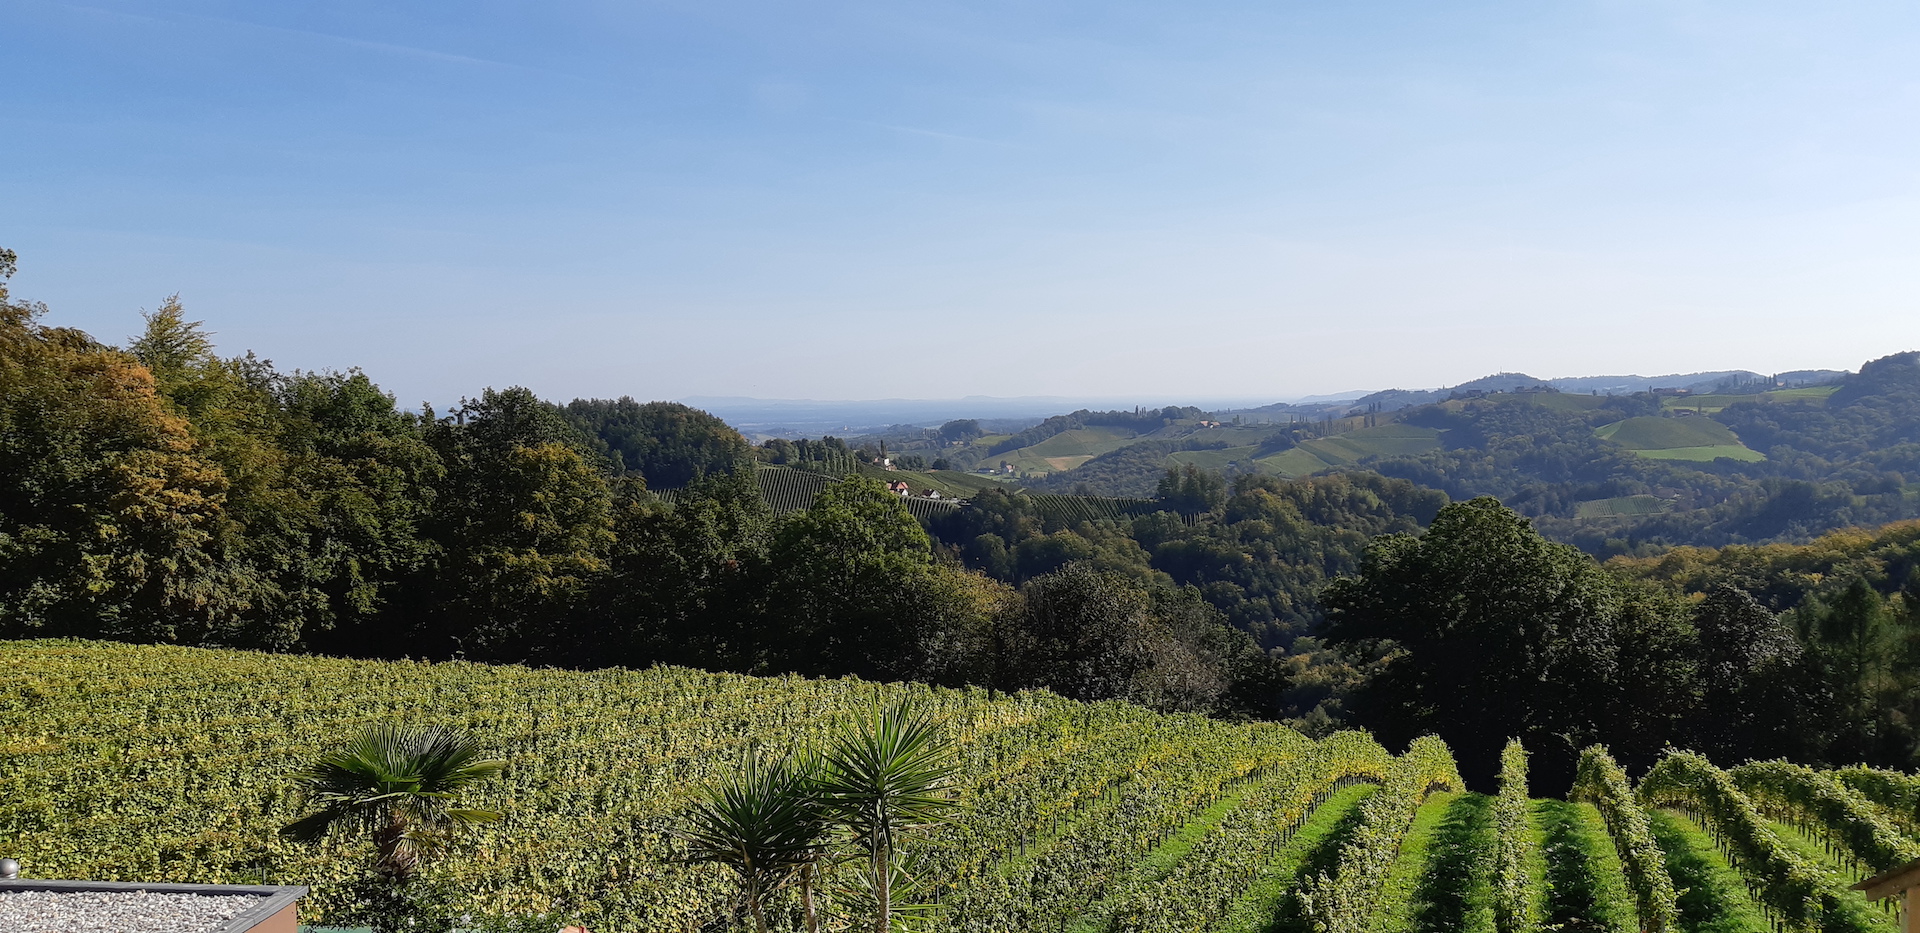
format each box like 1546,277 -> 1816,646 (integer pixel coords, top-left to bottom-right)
1637,751 -> 1876,933
1569,744 -> 1677,933
1297,735 -> 1462,933
1732,761 -> 1920,876
1491,739 -> 1534,933
1830,766 -> 1920,839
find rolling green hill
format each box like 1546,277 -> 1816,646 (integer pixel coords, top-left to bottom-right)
6,640 -> 1909,933
1594,416 -> 1766,462
1660,385 -> 1839,414
1254,425 -> 1446,476
1160,425 -> 1447,478
853,463 -> 1011,497
1166,445 -> 1263,472
1596,416 -> 1744,450
996,426 -> 1143,474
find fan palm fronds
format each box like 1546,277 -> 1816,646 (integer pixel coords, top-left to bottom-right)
282,723 -> 506,879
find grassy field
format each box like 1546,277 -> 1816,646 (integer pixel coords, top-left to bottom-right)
1256,447 -> 1344,476
1253,424 -> 1445,476
1437,392 -> 1611,413
1574,495 -> 1674,519
1166,445 -> 1263,472
1594,416 -> 1767,463
1530,800 -> 1637,933
998,426 -> 1142,475
1646,810 -> 1770,933
1660,385 -> 1839,414
1158,423 -> 1284,445
1529,393 -> 1615,412
1373,792 -> 1480,933
1636,445 -> 1767,463
1595,416 -> 1743,449
991,419 -> 1445,481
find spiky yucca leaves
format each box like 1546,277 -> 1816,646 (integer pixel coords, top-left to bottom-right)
820,701 -> 960,933
678,747 -> 834,933
281,724 -> 506,880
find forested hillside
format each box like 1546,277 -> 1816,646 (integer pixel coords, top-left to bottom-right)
0,269 -> 1295,719
861,355 -> 1920,558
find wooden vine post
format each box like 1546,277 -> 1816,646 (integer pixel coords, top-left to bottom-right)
1853,857 -> 1920,933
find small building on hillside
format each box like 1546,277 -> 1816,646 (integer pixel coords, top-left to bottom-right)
886,480 -> 912,496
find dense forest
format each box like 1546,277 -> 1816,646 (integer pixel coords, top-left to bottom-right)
0,262 -> 1277,718
8,253 -> 1920,782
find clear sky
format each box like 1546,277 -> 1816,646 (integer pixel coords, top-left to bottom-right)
7,1 -> 1920,407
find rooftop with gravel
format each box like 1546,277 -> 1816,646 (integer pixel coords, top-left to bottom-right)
0,879 -> 308,933
0,887 -> 264,933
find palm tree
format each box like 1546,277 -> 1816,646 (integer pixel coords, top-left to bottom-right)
819,701 -> 959,933
281,724 -> 506,880
677,746 -> 834,933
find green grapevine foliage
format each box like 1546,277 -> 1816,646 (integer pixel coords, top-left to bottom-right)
1830,766 -> 1920,839
1102,731 -> 1393,933
1637,751 -> 1884,933
1298,735 -> 1462,933
1492,739 -> 1534,933
1732,761 -> 1920,876
9,640 -> 1920,933
1569,745 -> 1677,933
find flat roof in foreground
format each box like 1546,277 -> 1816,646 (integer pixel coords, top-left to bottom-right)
0,879 -> 307,933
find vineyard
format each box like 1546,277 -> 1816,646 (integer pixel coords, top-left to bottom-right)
3,640 -> 1920,932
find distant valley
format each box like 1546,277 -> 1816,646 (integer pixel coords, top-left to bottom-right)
737,354 -> 1918,557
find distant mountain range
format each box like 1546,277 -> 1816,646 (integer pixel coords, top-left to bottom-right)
688,369 -> 1850,436
1232,368 -> 1851,419
681,394 -> 1281,437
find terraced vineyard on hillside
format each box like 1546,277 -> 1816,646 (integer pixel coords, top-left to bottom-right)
1594,415 -> 1768,463
3,640 -> 1917,932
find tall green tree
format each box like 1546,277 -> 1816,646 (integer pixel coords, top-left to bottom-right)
766,475 -> 936,679
1156,464 -> 1226,513
1799,578 -> 1908,763
600,470 -> 775,670
267,369 -> 442,655
1689,585 -> 1810,761
417,388 -> 616,661
561,397 -> 750,489
1322,497 -> 1698,788
0,267 -> 241,644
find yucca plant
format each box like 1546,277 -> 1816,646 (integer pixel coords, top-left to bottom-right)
677,746 -> 834,933
281,724 -> 506,880
819,701 -> 960,933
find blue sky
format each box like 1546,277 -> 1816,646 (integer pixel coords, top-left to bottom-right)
7,1 -> 1920,406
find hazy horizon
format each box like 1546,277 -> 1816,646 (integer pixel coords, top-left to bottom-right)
9,1 -> 1920,406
